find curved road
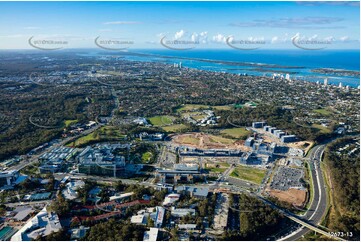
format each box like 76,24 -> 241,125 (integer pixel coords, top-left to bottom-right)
281,144 -> 328,240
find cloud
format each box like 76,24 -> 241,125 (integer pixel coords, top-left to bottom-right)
230,17 -> 345,29
191,31 -> 208,43
340,36 -> 350,42
248,36 -> 265,41
174,30 -> 186,39
291,33 -> 336,42
271,36 -> 279,44
324,36 -> 335,42
212,34 -> 226,43
103,21 -> 141,25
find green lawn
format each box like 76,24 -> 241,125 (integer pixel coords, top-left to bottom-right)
64,119 -> 78,127
230,165 -> 267,185
218,162 -> 230,168
313,108 -> 333,116
177,104 -> 210,112
142,152 -> 153,163
148,115 -> 174,126
212,105 -> 233,111
69,126 -> 126,147
208,167 -> 227,173
312,124 -> 332,134
220,128 -> 251,139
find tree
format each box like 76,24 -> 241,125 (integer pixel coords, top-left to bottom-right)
170,228 -> 179,241
48,194 -> 70,216
114,180 -> 125,192
147,218 -> 155,227
0,204 -> 6,217
35,229 -> 70,241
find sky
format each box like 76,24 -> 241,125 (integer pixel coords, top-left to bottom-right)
0,1 -> 359,50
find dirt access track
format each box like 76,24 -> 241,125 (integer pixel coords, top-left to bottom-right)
171,132 -> 251,151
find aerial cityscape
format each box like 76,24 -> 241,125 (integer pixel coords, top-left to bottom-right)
0,1 -> 360,241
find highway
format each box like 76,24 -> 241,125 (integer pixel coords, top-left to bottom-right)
279,144 -> 330,241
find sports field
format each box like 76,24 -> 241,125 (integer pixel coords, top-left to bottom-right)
148,115 -> 174,126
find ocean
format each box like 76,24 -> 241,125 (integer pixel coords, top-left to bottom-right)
83,49 -> 361,87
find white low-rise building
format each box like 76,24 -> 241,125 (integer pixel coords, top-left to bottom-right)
143,228 -> 158,241
171,207 -> 196,217
11,206 -> 62,241
109,192 -> 134,201
62,180 -> 85,200
131,214 -> 149,225
162,193 -> 180,206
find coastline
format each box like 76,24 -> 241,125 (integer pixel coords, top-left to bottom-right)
89,49 -> 360,87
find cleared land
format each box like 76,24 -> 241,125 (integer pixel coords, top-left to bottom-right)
172,132 -> 250,150
220,127 -> 251,139
230,165 -> 267,184
162,124 -> 188,132
269,188 -> 307,207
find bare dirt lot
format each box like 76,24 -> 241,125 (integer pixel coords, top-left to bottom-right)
171,132 -> 251,151
287,141 -> 314,154
268,188 -> 307,207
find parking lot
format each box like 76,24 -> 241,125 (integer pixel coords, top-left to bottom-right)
270,166 -> 304,191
